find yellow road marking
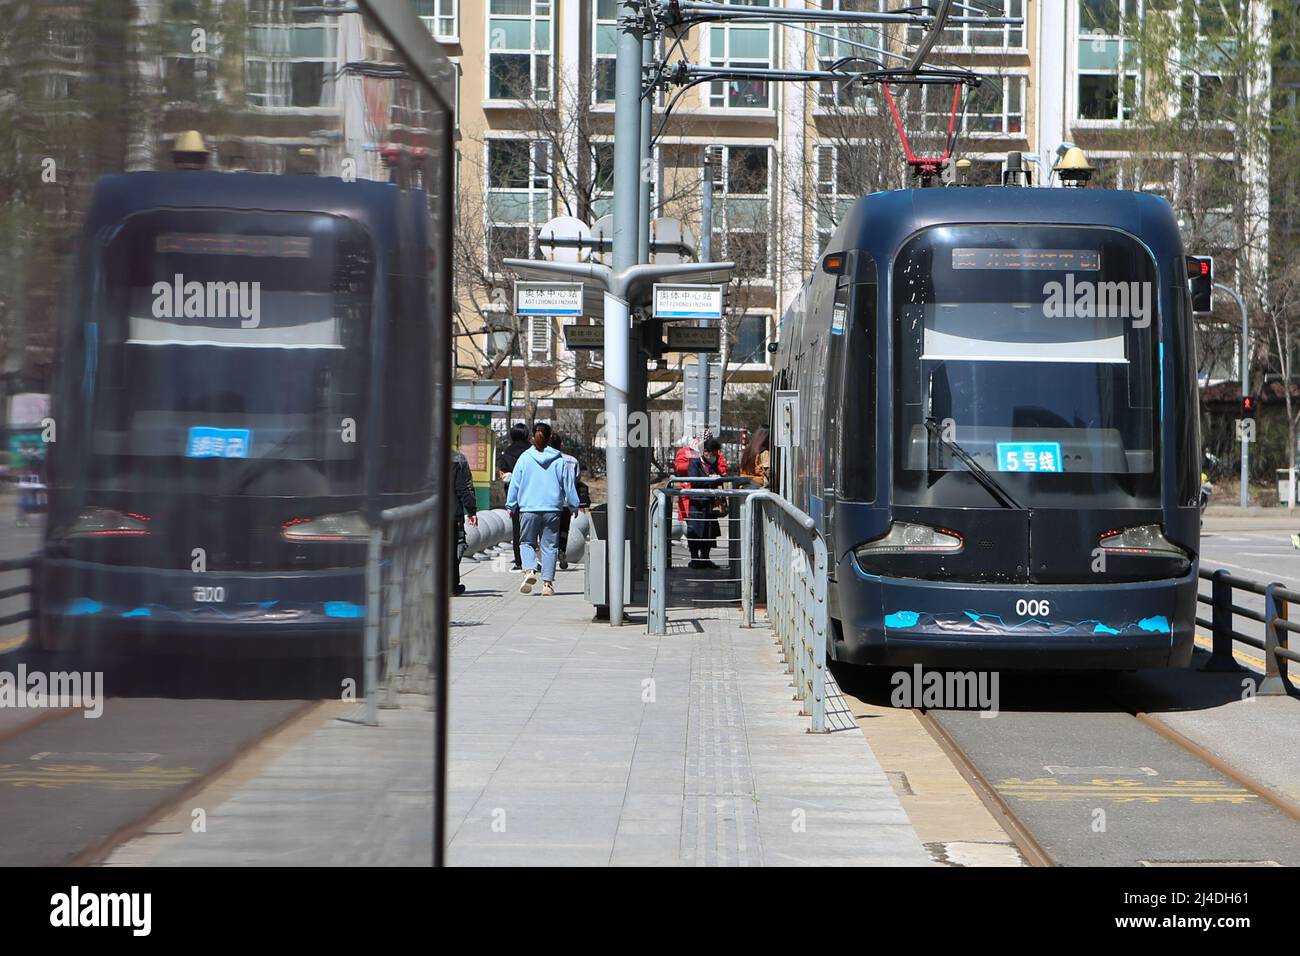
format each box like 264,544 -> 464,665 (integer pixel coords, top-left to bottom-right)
1194,632 -> 1297,676
0,763 -> 200,791
997,776 -> 1257,804
0,634 -> 28,653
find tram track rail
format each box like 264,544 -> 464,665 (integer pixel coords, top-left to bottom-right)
910,681 -> 1300,867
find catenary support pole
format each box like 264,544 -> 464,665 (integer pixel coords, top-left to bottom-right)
606,2 -> 644,625
698,153 -> 714,436
626,27 -> 655,593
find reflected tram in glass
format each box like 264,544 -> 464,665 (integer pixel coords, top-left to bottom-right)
37,172 -> 436,656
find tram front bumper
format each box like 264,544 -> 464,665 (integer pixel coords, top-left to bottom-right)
37,557 -> 367,657
833,565 -> 1198,670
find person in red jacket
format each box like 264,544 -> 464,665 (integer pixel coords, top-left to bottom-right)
674,434 -> 727,520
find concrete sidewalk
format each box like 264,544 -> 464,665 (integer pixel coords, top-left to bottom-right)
443,559 -> 928,866
107,556 -> 929,867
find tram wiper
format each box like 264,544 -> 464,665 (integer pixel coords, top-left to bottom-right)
923,417 -> 1025,510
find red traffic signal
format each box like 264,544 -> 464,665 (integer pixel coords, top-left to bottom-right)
1241,395 -> 1258,419
1187,255 -> 1213,313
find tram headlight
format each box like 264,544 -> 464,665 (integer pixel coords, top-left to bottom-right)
1098,524 -> 1189,567
281,511 -> 370,542
62,506 -> 152,537
855,522 -> 963,558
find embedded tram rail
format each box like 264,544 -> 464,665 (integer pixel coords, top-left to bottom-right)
835,661 -> 1300,867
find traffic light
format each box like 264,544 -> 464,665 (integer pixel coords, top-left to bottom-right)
1187,255 -> 1213,313
1241,394 -> 1258,420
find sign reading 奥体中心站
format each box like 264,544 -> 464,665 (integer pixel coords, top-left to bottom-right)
652,284 -> 725,321
514,281 -> 584,317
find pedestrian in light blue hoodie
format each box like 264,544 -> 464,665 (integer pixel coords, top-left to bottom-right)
506,422 -> 582,595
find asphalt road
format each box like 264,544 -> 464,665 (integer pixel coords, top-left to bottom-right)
1199,528 -> 1300,681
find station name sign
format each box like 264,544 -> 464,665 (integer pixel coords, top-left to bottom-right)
564,324 -> 604,350
665,326 -> 721,352
515,281 -> 584,317
652,283 -> 725,321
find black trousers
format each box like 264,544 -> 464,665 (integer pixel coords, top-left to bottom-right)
511,508 -> 522,567
452,517 -> 466,588
558,508 -> 572,562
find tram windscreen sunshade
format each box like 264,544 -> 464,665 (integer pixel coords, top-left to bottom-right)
921,303 -> 1127,363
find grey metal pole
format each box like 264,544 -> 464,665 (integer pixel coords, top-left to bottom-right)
639,33 -> 653,264
605,1 -> 644,625
1217,283 -> 1250,508
698,155 -> 714,435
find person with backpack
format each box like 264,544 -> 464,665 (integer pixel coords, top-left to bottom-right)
548,432 -> 587,571
507,422 -> 583,596
497,421 -> 532,571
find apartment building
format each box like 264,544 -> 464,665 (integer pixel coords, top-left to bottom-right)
434,0 -> 1266,425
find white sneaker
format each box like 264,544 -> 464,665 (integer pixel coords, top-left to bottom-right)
519,570 -> 538,594
541,582 -> 555,596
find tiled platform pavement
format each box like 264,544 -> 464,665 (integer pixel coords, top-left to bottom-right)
105,552 -> 930,867
445,557 -> 930,866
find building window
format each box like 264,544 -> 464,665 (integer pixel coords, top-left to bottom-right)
709,145 -> 771,279
485,316 -> 550,360
486,139 -> 552,264
591,141 -> 615,220
816,0 -> 882,109
528,315 -> 552,358
594,0 -> 618,104
486,317 -> 523,360
814,145 -> 852,251
731,314 -> 769,366
246,4 -> 337,109
926,75 -> 1024,135
922,0 -> 1024,50
708,1 -> 772,109
1175,2 -> 1240,122
416,0 -> 458,42
1076,0 -> 1139,121
487,0 -> 552,101
958,158 -> 1005,186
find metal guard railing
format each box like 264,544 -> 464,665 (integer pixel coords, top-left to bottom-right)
0,554 -> 37,629
1197,566 -> 1298,696
741,491 -> 830,733
365,495 -> 438,725
648,485 -> 757,630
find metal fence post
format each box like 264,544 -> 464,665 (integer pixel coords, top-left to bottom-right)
741,495 -> 755,627
1204,567 -> 1242,672
809,538 -> 828,733
363,526 -> 383,727
648,490 -> 667,635
1261,583 -> 1292,696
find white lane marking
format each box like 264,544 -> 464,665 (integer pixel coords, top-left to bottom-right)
1202,557 -> 1300,584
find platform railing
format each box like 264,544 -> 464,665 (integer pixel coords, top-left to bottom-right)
1197,566 -> 1299,696
740,491 -> 830,733
0,553 -> 38,630
365,495 -> 438,725
647,477 -> 756,636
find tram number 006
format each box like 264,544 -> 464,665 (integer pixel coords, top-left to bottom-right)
1015,599 -> 1050,617
193,586 -> 226,603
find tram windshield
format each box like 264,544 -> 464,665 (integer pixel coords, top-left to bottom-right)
894,224 -> 1160,508
86,210 -> 373,497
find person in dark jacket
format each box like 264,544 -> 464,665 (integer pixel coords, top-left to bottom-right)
686,437 -> 723,569
497,422 -> 531,571
451,449 -> 478,595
